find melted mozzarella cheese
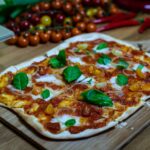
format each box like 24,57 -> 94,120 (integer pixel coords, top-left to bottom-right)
93,46 -> 109,54
112,49 -> 123,56
68,56 -> 85,65
36,75 -> 63,85
96,82 -> 107,88
76,75 -> 95,86
145,52 -> 150,57
109,76 -> 122,90
96,62 -> 113,69
76,75 -> 86,82
51,115 -> 80,129
7,85 -> 24,94
31,88 -> 63,101
27,74 -> 33,87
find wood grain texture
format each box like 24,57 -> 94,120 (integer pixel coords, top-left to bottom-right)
0,18 -> 150,149
0,123 -> 35,150
122,125 -> 150,150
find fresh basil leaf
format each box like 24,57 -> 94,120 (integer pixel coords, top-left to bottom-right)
49,50 -> 66,68
57,49 -> 66,65
41,89 -> 50,99
96,42 -> 108,50
49,57 -> 62,68
65,119 -> 76,127
137,64 -> 144,70
117,59 -> 129,69
116,74 -> 128,86
81,89 -> 113,107
97,54 -> 112,65
63,66 -> 82,83
13,72 -> 29,90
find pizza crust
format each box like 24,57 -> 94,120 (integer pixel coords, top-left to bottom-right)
12,101 -> 145,139
46,33 -> 138,57
15,55 -> 46,70
0,33 -> 149,139
13,108 -> 117,139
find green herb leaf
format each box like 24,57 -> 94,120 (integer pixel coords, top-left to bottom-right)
49,50 -> 66,68
65,119 -> 76,127
41,89 -> 50,99
97,54 -> 112,65
116,74 -> 128,86
13,72 -> 29,90
49,57 -> 62,68
117,59 -> 129,69
63,66 -> 82,83
81,89 -> 113,107
137,64 -> 144,70
96,42 -> 108,50
57,49 -> 66,65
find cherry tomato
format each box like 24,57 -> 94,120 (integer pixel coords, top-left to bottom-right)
20,20 -> 30,31
39,31 -> 50,43
21,12 -> 32,20
30,15 -> 40,25
41,15 -> 52,26
73,14 -> 82,23
93,0 -> 101,6
86,22 -> 97,32
61,29 -> 72,40
36,24 -> 45,31
63,2 -> 73,13
96,8 -> 104,18
47,29 -> 53,39
31,4 -> 40,12
86,8 -> 98,18
71,28 -> 81,36
17,36 -> 29,47
74,0 -> 81,4
6,36 -> 18,45
5,21 -> 16,30
78,6 -> 86,16
63,17 -> 73,26
76,22 -> 86,32
83,0 -> 91,6
21,32 -> 30,40
15,17 -> 21,24
51,0 -> 62,9
39,2 -> 50,11
11,26 -> 20,35
110,4 -> 119,14
83,17 -> 90,23
51,31 -> 62,43
29,34 -> 40,46
56,13 -> 65,23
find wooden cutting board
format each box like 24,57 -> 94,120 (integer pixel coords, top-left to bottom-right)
0,25 -> 150,150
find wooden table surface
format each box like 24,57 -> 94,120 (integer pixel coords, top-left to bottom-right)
0,19 -> 150,150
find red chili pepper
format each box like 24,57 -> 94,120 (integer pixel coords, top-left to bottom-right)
138,18 -> 150,33
92,12 -> 136,24
96,19 -> 141,32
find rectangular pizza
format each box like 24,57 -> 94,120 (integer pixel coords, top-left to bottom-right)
0,33 -> 149,139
